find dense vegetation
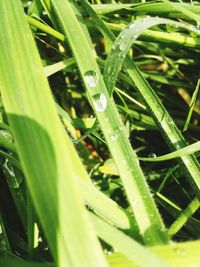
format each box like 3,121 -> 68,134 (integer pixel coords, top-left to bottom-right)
0,0 -> 199,266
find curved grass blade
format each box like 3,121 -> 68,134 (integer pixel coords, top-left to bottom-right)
104,16 -> 200,96
41,0 -> 169,246
0,1 -> 109,266
89,212 -> 170,267
139,141 -> 200,162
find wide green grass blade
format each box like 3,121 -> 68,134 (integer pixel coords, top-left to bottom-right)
89,212 -> 170,267
1,239 -> 200,267
0,1 -> 108,266
41,0 -> 169,246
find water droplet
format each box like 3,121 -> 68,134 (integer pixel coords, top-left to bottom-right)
84,70 -> 99,88
92,93 -> 107,112
132,200 -> 139,207
175,248 -> 187,256
166,116 -> 174,125
129,23 -> 135,29
148,153 -> 157,158
119,42 -> 126,51
3,159 -> 15,178
110,133 -> 118,141
175,143 -> 181,149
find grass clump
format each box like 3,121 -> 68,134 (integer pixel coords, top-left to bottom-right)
0,0 -> 199,267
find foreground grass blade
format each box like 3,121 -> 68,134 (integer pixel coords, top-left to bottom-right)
81,1 -> 200,201
89,212 -> 170,267
1,239 -> 200,267
41,0 -> 169,245
0,1 -> 108,266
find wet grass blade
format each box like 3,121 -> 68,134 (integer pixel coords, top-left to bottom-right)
139,141 -> 200,162
41,0 -> 169,246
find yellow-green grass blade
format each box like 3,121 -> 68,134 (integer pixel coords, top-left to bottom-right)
0,1 -> 108,267
89,212 -> 170,267
1,239 -> 200,267
41,0 -> 169,246
139,141 -> 200,162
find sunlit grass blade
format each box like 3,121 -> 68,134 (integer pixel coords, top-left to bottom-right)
89,212 -> 170,267
139,141 -> 200,162
0,1 -> 109,266
41,0 -> 169,245
91,2 -> 200,19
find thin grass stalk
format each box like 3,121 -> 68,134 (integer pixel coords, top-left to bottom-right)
168,197 -> 200,237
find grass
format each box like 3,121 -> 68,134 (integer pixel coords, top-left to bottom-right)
0,0 -> 199,266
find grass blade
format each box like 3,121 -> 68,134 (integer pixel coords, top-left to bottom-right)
41,0 -> 169,245
139,141 -> 200,162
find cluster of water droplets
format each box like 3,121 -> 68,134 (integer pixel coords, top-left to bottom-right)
109,133 -> 118,141
83,70 -> 108,113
